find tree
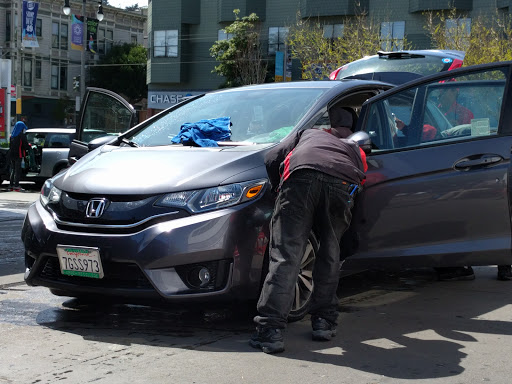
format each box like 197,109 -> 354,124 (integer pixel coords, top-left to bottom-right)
89,43 -> 147,104
425,8 -> 512,66
287,10 -> 387,80
210,9 -> 267,87
125,4 -> 140,11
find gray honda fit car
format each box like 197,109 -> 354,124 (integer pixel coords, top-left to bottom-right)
22,61 -> 512,320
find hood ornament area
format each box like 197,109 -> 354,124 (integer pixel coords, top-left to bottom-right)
85,198 -> 109,218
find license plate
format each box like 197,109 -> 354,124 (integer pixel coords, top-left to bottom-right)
57,245 -> 104,279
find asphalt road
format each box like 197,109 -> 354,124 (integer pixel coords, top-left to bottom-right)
2,182 -> 512,383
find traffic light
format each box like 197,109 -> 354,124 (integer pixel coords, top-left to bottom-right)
73,76 -> 80,91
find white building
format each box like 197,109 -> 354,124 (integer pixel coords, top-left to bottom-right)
0,0 -> 147,132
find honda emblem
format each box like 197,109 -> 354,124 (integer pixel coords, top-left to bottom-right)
85,198 -> 108,218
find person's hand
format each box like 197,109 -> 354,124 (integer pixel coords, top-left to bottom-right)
394,116 -> 406,130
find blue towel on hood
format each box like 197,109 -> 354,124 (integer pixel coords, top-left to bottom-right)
171,117 -> 231,147
11,121 -> 27,138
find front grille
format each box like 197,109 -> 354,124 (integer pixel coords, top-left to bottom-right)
39,256 -> 154,290
48,192 -> 190,234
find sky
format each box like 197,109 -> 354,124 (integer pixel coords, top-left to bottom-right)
107,0 -> 148,9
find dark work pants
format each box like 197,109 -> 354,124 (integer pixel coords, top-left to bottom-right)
9,158 -> 22,188
255,169 -> 354,329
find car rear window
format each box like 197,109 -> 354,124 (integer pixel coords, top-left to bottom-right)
336,54 -> 455,80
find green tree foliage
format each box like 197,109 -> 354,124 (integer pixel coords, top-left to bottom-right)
425,8 -> 512,66
89,43 -> 147,104
210,9 -> 267,87
287,10 -> 388,80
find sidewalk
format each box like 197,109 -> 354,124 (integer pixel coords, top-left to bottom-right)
0,185 -> 39,287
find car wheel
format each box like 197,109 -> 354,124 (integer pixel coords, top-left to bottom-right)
259,231 -> 318,322
288,232 -> 318,322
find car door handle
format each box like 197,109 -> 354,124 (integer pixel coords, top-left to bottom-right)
454,154 -> 503,170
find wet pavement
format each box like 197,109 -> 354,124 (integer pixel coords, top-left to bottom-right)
2,183 -> 512,383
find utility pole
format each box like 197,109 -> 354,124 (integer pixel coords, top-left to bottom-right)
16,0 -> 22,122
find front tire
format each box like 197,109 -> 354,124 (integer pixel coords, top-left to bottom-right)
259,232 -> 318,322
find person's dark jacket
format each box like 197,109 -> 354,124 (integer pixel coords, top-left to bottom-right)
8,131 -> 29,160
264,128 -> 367,192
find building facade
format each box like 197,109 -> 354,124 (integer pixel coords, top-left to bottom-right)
146,0 -> 511,113
0,0 -> 147,131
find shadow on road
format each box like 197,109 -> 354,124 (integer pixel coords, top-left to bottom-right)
6,266 -> 508,380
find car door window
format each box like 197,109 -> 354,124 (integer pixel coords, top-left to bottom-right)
46,133 -> 72,148
80,92 -> 133,143
364,68 -> 508,151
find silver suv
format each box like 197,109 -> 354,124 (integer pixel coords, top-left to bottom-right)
22,128 -> 75,184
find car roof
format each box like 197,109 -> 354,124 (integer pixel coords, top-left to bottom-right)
209,79 -> 392,93
26,128 -> 75,133
376,49 -> 465,60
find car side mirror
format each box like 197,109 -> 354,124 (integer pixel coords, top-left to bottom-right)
348,131 -> 372,154
88,135 -> 117,152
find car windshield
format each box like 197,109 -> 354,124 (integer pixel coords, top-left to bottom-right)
128,87 -> 327,146
336,53 -> 454,79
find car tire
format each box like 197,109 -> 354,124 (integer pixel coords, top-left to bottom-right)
259,231 -> 318,323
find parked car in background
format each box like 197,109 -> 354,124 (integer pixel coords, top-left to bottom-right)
0,128 -> 75,187
22,61 -> 512,321
329,49 -> 465,84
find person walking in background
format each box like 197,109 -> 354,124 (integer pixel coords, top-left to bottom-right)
8,120 -> 29,192
249,108 -> 367,354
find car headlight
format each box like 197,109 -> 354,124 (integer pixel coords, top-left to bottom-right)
155,179 -> 267,213
40,179 -> 62,207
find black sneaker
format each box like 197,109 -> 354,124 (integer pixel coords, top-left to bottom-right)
311,317 -> 337,341
436,266 -> 475,281
249,327 -> 284,354
497,265 -> 512,281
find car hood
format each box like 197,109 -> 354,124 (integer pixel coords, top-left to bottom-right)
55,144 -> 271,194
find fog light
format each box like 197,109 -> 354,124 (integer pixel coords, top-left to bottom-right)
187,266 -> 212,288
198,267 -> 211,287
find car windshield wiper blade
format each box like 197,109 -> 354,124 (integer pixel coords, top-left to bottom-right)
120,137 -> 139,147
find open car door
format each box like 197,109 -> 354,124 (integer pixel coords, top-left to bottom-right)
68,87 -> 137,164
345,61 -> 512,269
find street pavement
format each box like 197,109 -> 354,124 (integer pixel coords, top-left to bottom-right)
0,181 -> 40,284
1,181 -> 512,383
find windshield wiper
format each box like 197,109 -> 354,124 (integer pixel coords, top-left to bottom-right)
120,137 -> 139,147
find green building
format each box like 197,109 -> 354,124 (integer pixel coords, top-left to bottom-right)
146,0 -> 510,113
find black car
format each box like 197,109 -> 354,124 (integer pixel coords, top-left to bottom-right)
22,61 -> 512,320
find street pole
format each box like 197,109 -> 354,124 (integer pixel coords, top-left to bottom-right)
16,0 -> 22,122
80,0 -> 86,103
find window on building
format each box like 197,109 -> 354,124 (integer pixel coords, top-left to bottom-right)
36,18 -> 42,36
323,24 -> 344,39
6,12 -> 11,42
218,30 -> 233,41
52,22 -> 59,49
61,23 -> 68,50
268,27 -> 289,55
23,59 -> 32,87
60,66 -> 67,90
98,29 -> 105,54
446,18 -> 471,49
106,30 -> 113,53
35,60 -> 41,79
131,35 -> 137,44
154,30 -> 178,57
380,21 -> 405,51
51,65 -> 58,89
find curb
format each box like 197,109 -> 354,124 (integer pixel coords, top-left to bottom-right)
0,273 -> 25,288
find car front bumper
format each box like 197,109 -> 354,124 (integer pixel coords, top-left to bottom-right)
22,197 -> 271,303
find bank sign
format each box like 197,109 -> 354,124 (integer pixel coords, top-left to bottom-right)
148,91 -> 204,109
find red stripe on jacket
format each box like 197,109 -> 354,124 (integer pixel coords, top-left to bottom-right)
281,149 -> 294,182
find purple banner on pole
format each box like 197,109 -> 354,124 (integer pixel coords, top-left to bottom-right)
71,15 -> 84,51
22,1 -> 39,48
